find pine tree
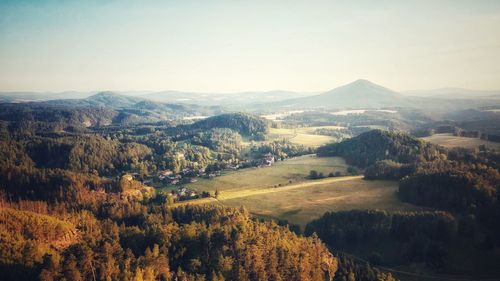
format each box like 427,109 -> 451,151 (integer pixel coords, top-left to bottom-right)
133,268 -> 144,281
63,254 -> 83,281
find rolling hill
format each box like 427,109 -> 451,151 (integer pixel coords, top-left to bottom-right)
167,112 -> 269,137
317,129 -> 443,167
45,91 -> 147,108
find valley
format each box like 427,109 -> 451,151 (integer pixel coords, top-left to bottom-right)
2,2 -> 500,280
1,81 -> 500,281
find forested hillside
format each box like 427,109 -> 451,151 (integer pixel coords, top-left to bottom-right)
317,129 -> 444,167
0,201 -> 337,281
167,113 -> 269,138
305,210 -> 457,269
314,129 -> 500,276
0,97 -> 224,136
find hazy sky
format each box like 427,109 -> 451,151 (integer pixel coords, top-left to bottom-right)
1,0 -> 500,92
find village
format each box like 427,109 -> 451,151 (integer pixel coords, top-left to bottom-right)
149,153 -> 276,203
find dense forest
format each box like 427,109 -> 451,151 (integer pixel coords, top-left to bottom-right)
0,200 -> 337,281
317,130 -> 444,168
316,130 -> 500,276
305,210 -> 457,269
167,113 -> 269,140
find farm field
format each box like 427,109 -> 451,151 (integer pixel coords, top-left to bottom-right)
186,155 -> 349,193
268,126 -> 344,146
421,133 -> 500,149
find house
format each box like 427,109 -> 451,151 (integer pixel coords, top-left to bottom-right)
159,170 -> 173,177
122,174 -> 134,181
158,169 -> 173,180
263,153 -> 275,166
226,164 -> 238,170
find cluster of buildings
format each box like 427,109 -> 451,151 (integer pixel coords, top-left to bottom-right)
168,187 -> 199,201
151,153 -> 277,204
157,167 -> 205,185
155,153 -> 276,187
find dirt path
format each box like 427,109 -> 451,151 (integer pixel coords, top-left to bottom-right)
217,175 -> 364,200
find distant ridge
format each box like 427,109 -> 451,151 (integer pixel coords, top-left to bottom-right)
45,91 -> 145,108
403,88 -> 500,99
141,90 -> 315,106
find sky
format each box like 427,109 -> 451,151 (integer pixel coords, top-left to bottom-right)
1,0 -> 500,93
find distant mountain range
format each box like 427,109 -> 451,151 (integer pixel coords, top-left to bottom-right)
45,92 -> 146,108
0,90 -> 316,106
0,91 -> 94,102
403,88 -> 500,99
1,80 -> 499,111
140,90 -> 317,106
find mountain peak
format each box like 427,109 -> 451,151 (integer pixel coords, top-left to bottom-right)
275,79 -> 407,109
326,79 -> 399,96
351,79 -> 373,85
344,79 -> 389,90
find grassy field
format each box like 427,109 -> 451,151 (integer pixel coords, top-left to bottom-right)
421,133 -> 500,149
180,155 -> 423,227
268,126 -> 344,147
221,177 -> 424,227
186,155 -> 348,193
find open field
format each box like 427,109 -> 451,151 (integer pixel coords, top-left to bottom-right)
216,175 -> 363,200
268,126 -> 344,146
175,155 -> 424,228
172,176 -> 423,228
421,133 -> 500,149
221,177 -> 424,227
186,155 -> 349,193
